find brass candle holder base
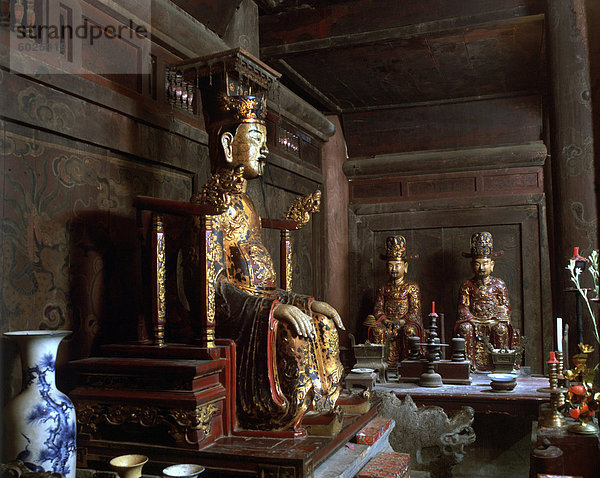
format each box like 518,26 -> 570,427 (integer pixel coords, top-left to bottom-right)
568,420 -> 600,435
538,392 -> 568,428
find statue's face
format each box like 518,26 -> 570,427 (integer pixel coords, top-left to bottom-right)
387,260 -> 407,281
221,122 -> 269,179
472,258 -> 494,278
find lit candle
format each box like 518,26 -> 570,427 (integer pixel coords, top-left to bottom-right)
557,317 -> 563,353
574,246 -> 579,257
547,351 -> 558,363
432,301 -> 435,314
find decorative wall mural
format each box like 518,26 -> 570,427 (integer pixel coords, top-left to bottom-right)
17,87 -> 76,133
2,132 -> 72,332
1,127 -> 195,358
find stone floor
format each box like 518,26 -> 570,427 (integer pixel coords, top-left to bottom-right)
372,373 -> 541,477
451,414 -> 532,478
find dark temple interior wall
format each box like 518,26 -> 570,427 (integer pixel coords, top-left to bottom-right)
256,0 -> 563,374
1,3 -> 211,403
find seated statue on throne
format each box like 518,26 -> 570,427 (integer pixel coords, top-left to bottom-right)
454,232 -> 519,372
365,235 -> 422,372
187,91 -> 345,432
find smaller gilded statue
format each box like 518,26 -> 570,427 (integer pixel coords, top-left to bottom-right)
454,232 -> 519,371
365,235 -> 422,372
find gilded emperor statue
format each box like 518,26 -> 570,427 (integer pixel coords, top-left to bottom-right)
454,232 -> 519,371
366,235 -> 422,372
187,91 -> 345,432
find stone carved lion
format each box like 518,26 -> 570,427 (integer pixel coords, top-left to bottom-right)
373,390 -> 476,478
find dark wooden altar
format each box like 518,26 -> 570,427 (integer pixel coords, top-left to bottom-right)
347,151 -> 553,376
67,190 -> 380,477
380,373 -> 550,417
76,401 -> 381,477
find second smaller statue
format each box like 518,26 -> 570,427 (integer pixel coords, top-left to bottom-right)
366,235 -> 423,374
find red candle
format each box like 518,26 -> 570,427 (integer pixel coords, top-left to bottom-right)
547,351 -> 559,364
571,247 -> 587,261
431,301 -> 435,314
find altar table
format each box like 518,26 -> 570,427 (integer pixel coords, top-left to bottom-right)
376,374 -> 550,417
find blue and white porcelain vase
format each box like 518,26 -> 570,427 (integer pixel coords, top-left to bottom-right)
3,331 -> 76,478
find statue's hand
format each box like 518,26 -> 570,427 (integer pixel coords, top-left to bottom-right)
273,304 -> 315,338
310,300 -> 345,330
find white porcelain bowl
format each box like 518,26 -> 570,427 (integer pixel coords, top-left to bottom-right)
488,373 -> 518,382
351,368 -> 375,374
162,464 -> 205,478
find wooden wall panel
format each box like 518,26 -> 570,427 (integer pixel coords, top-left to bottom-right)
350,166 -> 544,204
342,95 -> 542,157
249,164 -> 324,299
277,21 -> 545,110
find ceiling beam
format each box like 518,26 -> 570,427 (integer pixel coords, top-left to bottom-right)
261,8 -> 544,58
341,90 -> 545,114
170,0 -> 243,37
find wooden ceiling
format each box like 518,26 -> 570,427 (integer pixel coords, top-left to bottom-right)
257,0 -> 547,114
171,1 -> 546,114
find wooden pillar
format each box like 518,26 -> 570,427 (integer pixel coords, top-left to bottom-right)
547,0 -> 598,348
585,0 -> 600,250
323,115 -> 349,336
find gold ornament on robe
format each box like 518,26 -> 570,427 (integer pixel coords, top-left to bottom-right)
286,190 -> 321,229
194,165 -> 246,213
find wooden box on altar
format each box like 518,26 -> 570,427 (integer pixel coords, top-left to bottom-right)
356,417 -> 393,445
399,359 -> 471,385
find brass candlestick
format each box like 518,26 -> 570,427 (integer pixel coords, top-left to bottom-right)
537,353 -> 567,428
555,351 -> 566,408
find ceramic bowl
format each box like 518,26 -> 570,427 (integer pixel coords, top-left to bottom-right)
109,454 -> 149,478
489,373 -> 518,391
163,464 -> 205,478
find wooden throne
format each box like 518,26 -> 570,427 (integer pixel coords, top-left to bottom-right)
68,194 -> 304,451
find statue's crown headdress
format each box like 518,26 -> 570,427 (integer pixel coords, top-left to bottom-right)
462,231 -> 503,258
220,94 -> 267,124
382,235 -> 406,261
